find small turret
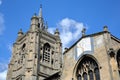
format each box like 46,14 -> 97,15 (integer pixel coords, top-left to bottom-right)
18,29 -> 23,37
54,28 -> 60,36
54,28 -> 61,44
30,13 -> 39,31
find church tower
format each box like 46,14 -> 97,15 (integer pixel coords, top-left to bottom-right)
7,6 -> 62,80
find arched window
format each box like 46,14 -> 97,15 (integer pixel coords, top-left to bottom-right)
76,56 -> 100,80
38,23 -> 40,28
43,43 -> 51,62
22,43 -> 26,51
117,50 -> 120,75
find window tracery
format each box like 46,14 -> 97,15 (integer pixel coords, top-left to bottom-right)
76,56 -> 100,80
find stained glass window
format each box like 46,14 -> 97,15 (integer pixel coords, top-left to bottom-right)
76,56 -> 100,80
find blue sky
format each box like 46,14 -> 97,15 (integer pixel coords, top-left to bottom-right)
0,0 -> 120,79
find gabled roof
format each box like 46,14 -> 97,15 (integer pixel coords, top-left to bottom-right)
111,34 -> 120,43
63,31 -> 120,55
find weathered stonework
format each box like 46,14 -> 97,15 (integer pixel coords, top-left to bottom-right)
7,6 -> 62,80
7,6 -> 120,80
62,30 -> 120,80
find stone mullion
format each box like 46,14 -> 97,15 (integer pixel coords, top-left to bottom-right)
50,48 -> 52,65
87,72 -> 89,80
82,75 -> 83,80
87,75 -> 89,80
93,71 -> 96,80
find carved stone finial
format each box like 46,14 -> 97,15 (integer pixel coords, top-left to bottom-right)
39,4 -> 42,17
31,13 -> 38,20
108,48 -> 115,58
54,28 -> 60,36
82,28 -> 86,36
45,21 -> 48,30
40,4 -> 42,8
18,29 -> 23,37
64,47 -> 68,52
103,25 -> 108,31
34,13 -> 37,16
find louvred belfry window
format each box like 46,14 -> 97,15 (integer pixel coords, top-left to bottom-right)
76,56 -> 100,80
43,43 -> 51,62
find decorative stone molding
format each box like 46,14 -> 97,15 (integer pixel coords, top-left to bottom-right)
108,48 -> 115,58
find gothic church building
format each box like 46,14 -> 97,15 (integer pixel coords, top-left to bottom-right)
7,6 -> 120,80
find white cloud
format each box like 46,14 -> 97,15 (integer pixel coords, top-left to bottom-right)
0,70 -> 7,80
48,27 -> 55,34
49,18 -> 86,50
0,62 -> 8,80
0,13 -> 5,35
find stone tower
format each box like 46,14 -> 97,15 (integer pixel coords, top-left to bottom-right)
6,6 -> 62,80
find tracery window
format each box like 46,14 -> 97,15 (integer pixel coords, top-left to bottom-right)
76,56 -> 100,80
117,50 -> 120,76
43,43 -> 51,62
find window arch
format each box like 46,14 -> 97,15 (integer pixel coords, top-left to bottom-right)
76,56 -> 100,80
43,43 -> 51,62
22,43 -> 26,51
117,49 -> 120,75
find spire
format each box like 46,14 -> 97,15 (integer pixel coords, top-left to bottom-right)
38,4 -> 44,30
39,4 -> 42,18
